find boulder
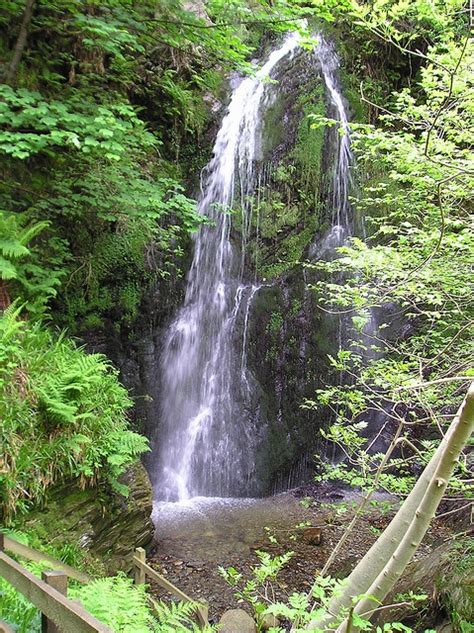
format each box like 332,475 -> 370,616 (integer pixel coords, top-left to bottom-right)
301,526 -> 322,545
23,461 -> 154,573
219,608 -> 257,633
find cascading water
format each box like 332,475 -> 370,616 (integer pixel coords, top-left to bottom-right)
154,34 -> 301,502
314,36 -> 384,454
310,35 -> 354,258
317,36 -> 380,358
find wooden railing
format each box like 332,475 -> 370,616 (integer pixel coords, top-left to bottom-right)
0,534 -> 111,633
133,547 -> 209,628
2,534 -> 91,584
0,533 -> 209,631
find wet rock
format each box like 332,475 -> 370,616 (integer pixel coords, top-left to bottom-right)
23,462 -> 154,573
219,609 -> 257,633
182,0 -> 210,22
376,538 -> 474,628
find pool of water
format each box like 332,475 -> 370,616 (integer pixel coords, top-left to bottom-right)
152,493 -> 309,562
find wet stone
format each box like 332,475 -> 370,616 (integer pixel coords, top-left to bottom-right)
261,613 -> 280,630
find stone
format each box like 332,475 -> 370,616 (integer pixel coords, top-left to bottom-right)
376,538 -> 473,628
260,613 -> 280,630
302,526 -> 322,545
23,461 -> 154,573
182,0 -> 209,21
219,609 -> 257,633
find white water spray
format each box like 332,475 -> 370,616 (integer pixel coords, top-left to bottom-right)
154,34 -> 301,501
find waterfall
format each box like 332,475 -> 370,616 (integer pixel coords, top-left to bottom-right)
317,36 -> 380,359
310,35 -> 354,259
154,34 -> 301,501
314,36 -> 384,454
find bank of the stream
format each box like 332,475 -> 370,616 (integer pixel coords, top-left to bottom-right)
147,489 -> 466,629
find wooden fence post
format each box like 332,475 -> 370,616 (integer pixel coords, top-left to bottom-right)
134,548 -> 146,585
41,571 -> 68,633
196,601 -> 209,628
0,538 -> 14,633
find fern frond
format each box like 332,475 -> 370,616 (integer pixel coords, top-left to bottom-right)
0,255 -> 18,280
0,239 -> 29,259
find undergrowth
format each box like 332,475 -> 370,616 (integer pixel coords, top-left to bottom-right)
0,304 -> 149,520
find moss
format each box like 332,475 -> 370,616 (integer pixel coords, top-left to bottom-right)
259,196 -> 300,240
439,538 -> 474,626
61,218 -> 158,333
260,225 -> 315,280
339,68 -> 369,123
262,95 -> 286,156
293,83 -> 325,198
20,463 -> 154,574
267,311 -> 284,335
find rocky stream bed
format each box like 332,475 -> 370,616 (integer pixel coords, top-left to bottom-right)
146,485 -> 467,630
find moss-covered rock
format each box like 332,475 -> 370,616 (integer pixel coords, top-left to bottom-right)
22,462 -> 154,573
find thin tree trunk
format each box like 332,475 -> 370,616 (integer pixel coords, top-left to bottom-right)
335,382 -> 474,631
5,0 -> 36,84
318,420 -> 405,578
307,383 -> 473,630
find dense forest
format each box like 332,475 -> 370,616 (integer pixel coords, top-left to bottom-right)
0,0 -> 472,631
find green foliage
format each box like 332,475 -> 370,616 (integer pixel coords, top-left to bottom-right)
0,210 -> 62,315
305,1 -> 472,500
72,574 -> 160,633
0,526 -> 107,632
0,558 -> 48,632
0,81 -> 200,328
75,575 -> 217,632
0,85 -> 156,160
0,558 -> 213,633
221,553 -> 428,632
294,83 -> 326,196
149,599 -> 217,633
0,306 -> 149,519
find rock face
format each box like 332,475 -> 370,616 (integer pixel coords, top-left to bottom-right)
23,462 -> 154,573
182,0 -> 210,21
84,46 -> 334,496
219,609 -> 257,633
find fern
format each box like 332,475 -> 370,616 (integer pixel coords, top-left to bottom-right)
73,575 -> 217,633
0,211 -> 61,314
0,311 -> 149,519
72,574 -> 158,633
150,599 -> 216,633
0,254 -> 18,280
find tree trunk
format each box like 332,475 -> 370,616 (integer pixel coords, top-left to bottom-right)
307,382 -> 474,631
337,382 -> 474,631
5,0 -> 36,84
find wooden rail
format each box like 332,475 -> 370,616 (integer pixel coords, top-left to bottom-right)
133,548 -> 209,628
0,533 -> 209,630
0,535 -> 111,633
2,534 -> 90,583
